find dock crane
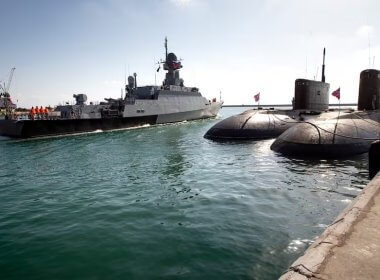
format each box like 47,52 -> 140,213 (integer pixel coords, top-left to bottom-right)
0,67 -> 16,97
0,67 -> 16,118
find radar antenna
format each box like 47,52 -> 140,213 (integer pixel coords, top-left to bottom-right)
321,48 -> 326,82
165,37 -> 168,61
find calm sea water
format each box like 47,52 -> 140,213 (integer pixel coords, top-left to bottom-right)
0,107 -> 369,280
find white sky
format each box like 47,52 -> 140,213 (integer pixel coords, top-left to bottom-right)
0,0 -> 379,107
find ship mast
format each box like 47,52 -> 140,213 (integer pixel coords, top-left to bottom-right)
161,37 -> 183,87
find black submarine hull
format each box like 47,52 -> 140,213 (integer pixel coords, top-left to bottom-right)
271,138 -> 371,158
0,116 -> 158,138
271,111 -> 380,158
204,109 -> 298,140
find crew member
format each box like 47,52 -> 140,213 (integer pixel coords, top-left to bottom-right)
40,106 -> 44,119
30,106 -> 35,120
35,106 -> 40,119
44,107 -> 49,119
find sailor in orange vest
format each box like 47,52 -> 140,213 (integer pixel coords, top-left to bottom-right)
44,107 -> 49,119
40,106 -> 44,119
35,106 -> 40,119
30,106 -> 35,120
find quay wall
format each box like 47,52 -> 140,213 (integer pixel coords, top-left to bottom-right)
280,173 -> 380,280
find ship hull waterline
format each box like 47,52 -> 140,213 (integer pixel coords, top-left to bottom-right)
0,108 -> 220,139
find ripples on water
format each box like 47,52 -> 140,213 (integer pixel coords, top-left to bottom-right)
0,108 -> 369,280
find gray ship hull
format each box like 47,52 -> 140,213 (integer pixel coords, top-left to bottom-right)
0,103 -> 222,138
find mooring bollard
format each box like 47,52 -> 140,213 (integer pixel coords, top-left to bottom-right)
369,140 -> 380,179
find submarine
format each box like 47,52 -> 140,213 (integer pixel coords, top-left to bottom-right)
0,38 -> 222,139
271,69 -> 380,158
204,49 -> 330,140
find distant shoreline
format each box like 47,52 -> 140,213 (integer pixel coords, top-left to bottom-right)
222,103 -> 357,107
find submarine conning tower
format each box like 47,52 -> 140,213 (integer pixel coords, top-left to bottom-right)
293,48 -> 329,111
293,79 -> 329,110
358,69 -> 380,110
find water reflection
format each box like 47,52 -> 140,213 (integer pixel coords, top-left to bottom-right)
278,155 -> 367,196
162,127 -> 188,179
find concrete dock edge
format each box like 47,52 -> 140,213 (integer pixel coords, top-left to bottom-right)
279,173 -> 380,280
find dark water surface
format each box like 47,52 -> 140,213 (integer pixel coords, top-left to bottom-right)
0,107 -> 369,280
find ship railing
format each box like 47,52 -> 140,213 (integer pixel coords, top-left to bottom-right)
15,111 -> 62,121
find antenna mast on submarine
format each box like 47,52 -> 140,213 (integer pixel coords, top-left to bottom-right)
165,37 -> 168,61
321,48 -> 326,82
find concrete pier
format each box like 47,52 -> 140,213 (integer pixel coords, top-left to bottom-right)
369,141 -> 380,179
280,173 -> 380,280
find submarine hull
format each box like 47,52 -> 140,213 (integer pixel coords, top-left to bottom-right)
203,109 -> 328,140
271,138 -> 370,158
204,110 -> 297,140
271,111 -> 380,158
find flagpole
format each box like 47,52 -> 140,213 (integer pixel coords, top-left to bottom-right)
338,94 -> 341,121
154,57 -> 157,86
258,92 -> 260,110
254,92 -> 260,110
332,87 -> 341,144
337,87 -> 341,120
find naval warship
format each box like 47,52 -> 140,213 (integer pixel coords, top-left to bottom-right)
0,39 -> 222,138
204,49 -> 330,140
271,69 -> 380,158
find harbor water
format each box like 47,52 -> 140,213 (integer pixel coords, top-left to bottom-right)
0,107 -> 369,280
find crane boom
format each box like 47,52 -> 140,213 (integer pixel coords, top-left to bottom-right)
6,67 -> 16,93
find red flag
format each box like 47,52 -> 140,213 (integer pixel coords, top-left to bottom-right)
254,92 -> 260,102
331,88 -> 340,100
171,62 -> 181,70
